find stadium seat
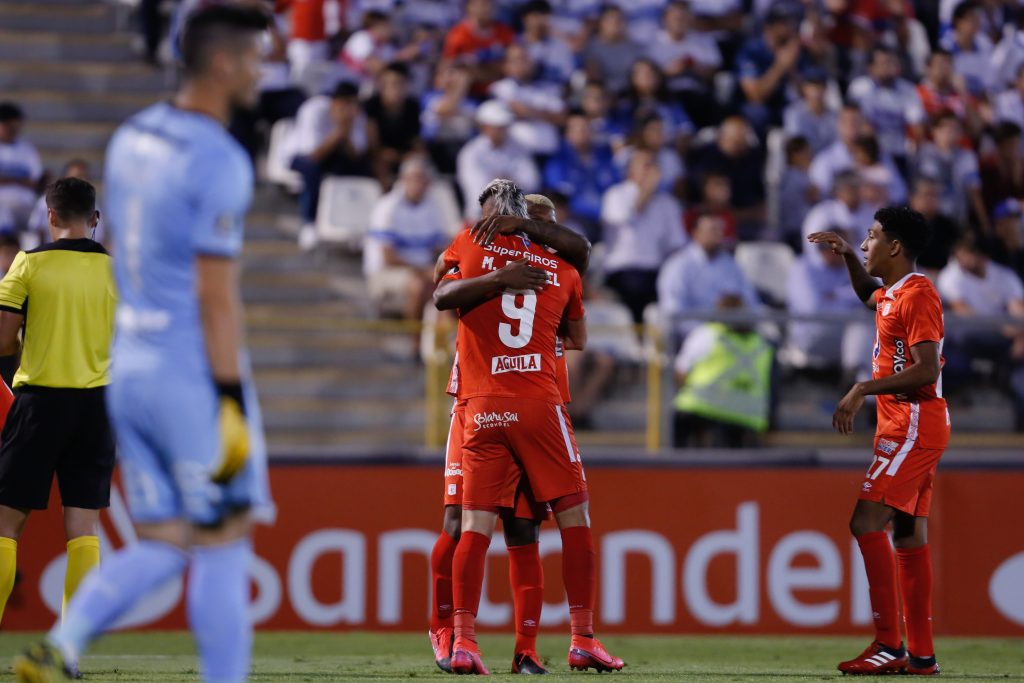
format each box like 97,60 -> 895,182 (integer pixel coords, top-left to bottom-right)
265,118 -> 302,194
315,176 -> 383,249
586,299 -> 642,363
429,179 -> 463,236
734,241 -> 794,307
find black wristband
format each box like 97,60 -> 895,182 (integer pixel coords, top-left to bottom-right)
215,381 -> 246,414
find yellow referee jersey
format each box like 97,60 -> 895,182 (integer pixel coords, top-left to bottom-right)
0,238 -> 116,389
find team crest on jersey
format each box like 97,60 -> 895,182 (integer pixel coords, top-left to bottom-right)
882,302 -> 893,316
491,353 -> 541,374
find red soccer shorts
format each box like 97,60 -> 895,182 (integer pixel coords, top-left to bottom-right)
444,400 -> 549,520
460,396 -> 587,510
858,434 -> 944,517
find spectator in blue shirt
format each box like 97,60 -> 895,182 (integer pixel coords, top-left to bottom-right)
736,5 -> 805,133
544,110 -> 621,240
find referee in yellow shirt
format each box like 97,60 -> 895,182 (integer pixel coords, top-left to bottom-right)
0,177 -> 116,626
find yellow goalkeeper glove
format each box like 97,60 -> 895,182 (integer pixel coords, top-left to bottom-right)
210,382 -> 250,485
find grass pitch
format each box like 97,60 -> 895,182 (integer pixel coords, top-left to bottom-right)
1,632 -> 1022,681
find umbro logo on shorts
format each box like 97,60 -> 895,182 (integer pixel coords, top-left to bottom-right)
491,354 -> 541,374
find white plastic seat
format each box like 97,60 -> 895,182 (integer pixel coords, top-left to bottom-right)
265,118 -> 302,194
315,176 -> 383,249
734,241 -> 795,306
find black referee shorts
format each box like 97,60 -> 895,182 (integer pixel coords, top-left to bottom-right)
0,385 -> 116,510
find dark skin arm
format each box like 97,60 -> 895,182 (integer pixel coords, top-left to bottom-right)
832,341 -> 942,434
470,215 -> 592,275
560,316 -> 587,351
433,257 -> 548,311
807,231 -> 880,309
0,312 -> 22,356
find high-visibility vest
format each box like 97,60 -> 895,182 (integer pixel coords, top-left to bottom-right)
673,324 -> 773,432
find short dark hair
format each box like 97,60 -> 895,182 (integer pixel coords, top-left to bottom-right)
928,48 -> 953,64
852,134 -> 880,163
382,61 -> 410,79
362,10 -> 389,27
952,0 -> 979,23
875,206 -> 930,260
521,0 -> 552,16
784,135 -> 809,159
869,45 -> 897,65
994,120 -> 1023,143
331,81 -> 359,99
0,102 -> 24,123
46,177 -> 96,223
179,4 -> 270,77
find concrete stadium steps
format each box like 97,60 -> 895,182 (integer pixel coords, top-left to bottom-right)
38,147 -> 105,175
266,427 -> 424,450
0,30 -> 136,61
23,121 -> 118,150
0,60 -> 170,94
261,396 -> 424,432
14,90 -> 157,123
0,2 -> 119,33
254,365 -> 423,401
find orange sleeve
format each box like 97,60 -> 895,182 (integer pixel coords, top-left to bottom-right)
903,289 -> 944,347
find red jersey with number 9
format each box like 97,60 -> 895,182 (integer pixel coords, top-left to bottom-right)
442,230 -> 584,403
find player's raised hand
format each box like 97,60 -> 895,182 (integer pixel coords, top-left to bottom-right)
807,231 -> 855,256
496,257 -> 548,292
210,383 -> 251,484
832,384 -> 865,435
471,215 -> 522,246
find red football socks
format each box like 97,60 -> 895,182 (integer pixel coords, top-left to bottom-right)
897,545 -> 934,657
452,531 -> 491,648
430,531 -> 458,631
560,526 -> 596,636
857,531 -> 902,649
508,543 -> 543,654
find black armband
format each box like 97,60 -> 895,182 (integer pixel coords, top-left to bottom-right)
215,380 -> 246,413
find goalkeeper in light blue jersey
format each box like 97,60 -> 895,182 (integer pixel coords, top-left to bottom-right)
15,5 -> 274,683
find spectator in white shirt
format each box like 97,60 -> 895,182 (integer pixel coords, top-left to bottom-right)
657,212 -> 760,338
846,46 -> 925,168
364,156 -> 450,321
488,43 -> 566,155
938,236 -> 1024,426
340,11 -> 398,87
0,103 -> 43,230
993,63 -> 1024,129
986,13 -> 1024,94
786,229 -> 873,378
809,103 -> 907,203
456,100 -> 540,218
519,0 -> 575,85
290,82 -> 372,248
801,170 -> 875,266
939,0 -> 995,97
601,148 -> 687,323
645,1 -> 722,127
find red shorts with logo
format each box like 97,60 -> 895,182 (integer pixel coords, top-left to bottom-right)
444,400 -> 550,520
858,434 -> 944,517
460,396 -> 587,510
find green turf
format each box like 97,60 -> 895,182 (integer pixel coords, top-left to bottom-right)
1,632 -> 1022,681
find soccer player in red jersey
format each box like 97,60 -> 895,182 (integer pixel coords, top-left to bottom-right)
435,180 -> 623,675
809,207 -> 949,677
428,192 -> 590,674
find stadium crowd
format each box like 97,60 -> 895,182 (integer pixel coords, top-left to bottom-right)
3,0 -> 1024,436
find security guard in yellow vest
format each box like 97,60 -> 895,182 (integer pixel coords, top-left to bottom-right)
673,295 -> 773,448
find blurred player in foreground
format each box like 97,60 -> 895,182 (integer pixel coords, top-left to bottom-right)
428,190 -> 590,674
809,207 -> 948,676
0,178 -> 114,629
16,6 -> 273,683
436,179 -> 623,675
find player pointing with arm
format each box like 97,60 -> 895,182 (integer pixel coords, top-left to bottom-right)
16,6 -> 273,683
809,207 -> 948,677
